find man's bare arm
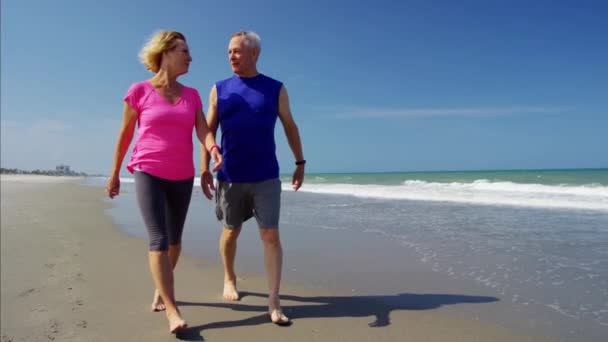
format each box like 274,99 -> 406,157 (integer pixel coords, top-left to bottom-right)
277,85 -> 305,190
278,85 -> 304,162
200,85 -> 219,173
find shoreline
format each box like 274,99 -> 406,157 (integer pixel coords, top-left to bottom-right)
1,178 -> 553,341
1,174 -> 85,182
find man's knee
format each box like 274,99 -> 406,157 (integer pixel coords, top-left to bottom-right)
259,228 -> 280,246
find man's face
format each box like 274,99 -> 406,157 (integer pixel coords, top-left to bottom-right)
228,36 -> 257,74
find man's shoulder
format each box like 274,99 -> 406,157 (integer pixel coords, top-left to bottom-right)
215,75 -> 236,87
259,74 -> 283,86
215,74 -> 283,85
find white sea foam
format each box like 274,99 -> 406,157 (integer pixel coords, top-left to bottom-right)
286,179 -> 608,212
0,174 -> 83,183
106,176 -> 608,211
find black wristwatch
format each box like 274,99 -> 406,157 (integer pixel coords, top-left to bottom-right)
295,159 -> 306,166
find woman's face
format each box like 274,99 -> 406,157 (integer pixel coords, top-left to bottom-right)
163,39 -> 192,75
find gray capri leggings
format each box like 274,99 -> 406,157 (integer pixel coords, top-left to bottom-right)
134,171 -> 194,251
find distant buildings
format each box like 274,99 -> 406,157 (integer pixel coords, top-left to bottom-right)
55,164 -> 72,175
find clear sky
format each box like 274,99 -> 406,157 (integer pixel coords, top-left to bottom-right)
1,0 -> 607,174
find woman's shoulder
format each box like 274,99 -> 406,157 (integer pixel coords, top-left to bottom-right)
125,80 -> 153,98
181,84 -> 202,97
128,80 -> 153,91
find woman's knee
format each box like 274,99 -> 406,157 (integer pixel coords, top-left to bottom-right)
149,236 -> 169,251
221,227 -> 241,243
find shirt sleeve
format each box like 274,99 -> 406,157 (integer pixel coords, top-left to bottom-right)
192,88 -> 203,111
123,82 -> 143,113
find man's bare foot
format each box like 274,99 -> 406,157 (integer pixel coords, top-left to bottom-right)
151,289 -> 166,312
269,295 -> 291,325
167,311 -> 187,334
269,308 -> 291,326
222,280 -> 239,301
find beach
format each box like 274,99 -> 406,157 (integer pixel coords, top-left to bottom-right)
0,174 -> 561,341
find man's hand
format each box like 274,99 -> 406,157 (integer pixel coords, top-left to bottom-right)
292,165 -> 305,191
200,170 -> 216,200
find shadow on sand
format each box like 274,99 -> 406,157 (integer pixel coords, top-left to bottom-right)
175,291 -> 499,341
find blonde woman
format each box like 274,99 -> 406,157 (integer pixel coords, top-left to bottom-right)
107,31 -> 221,333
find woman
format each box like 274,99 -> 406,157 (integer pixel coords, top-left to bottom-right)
106,30 -> 221,333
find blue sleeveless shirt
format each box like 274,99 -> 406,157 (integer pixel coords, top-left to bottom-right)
215,74 -> 283,182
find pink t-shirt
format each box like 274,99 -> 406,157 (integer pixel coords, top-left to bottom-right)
124,80 -> 202,180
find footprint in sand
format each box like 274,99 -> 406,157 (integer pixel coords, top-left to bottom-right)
71,299 -> 84,311
17,288 -> 38,297
47,319 -> 59,340
31,305 -> 48,313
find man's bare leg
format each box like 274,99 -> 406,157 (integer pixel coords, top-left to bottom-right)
220,226 -> 241,300
259,228 -> 289,324
149,250 -> 187,333
152,244 -> 182,311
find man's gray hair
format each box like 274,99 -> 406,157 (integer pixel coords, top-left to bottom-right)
231,30 -> 262,49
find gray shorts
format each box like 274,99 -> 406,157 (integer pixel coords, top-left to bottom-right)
215,178 -> 281,229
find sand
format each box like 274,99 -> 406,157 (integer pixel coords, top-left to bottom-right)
0,175 -> 551,341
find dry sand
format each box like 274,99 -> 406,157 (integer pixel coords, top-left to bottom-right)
0,176 -> 552,341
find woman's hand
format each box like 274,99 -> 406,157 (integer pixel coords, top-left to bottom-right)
200,170 -> 215,200
106,176 -> 120,198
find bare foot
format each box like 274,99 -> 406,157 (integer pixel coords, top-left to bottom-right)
151,289 -> 166,312
269,295 -> 290,325
269,308 -> 290,326
223,280 -> 239,301
167,311 -> 187,334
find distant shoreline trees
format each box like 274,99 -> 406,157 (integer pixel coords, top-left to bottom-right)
1,165 -> 88,177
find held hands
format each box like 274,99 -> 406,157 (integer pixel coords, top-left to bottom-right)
106,176 -> 120,198
201,144 -> 222,199
200,170 -> 216,200
209,145 -> 223,172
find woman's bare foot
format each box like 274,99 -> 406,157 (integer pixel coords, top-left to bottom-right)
151,289 -> 166,312
167,311 -> 187,334
223,280 -> 239,301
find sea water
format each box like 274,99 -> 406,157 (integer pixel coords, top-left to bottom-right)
93,168 -> 608,340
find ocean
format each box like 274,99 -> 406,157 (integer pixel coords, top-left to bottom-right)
283,168 -> 608,211
93,168 -> 608,341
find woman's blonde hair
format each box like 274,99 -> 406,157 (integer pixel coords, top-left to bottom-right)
139,30 -> 186,73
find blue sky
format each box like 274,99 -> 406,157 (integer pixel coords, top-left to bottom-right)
1,0 -> 607,174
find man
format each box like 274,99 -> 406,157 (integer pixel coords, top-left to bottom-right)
200,31 -> 305,325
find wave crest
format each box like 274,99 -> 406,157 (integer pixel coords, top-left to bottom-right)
288,179 -> 608,212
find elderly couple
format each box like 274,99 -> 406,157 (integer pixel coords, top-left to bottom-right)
106,30 -> 305,333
